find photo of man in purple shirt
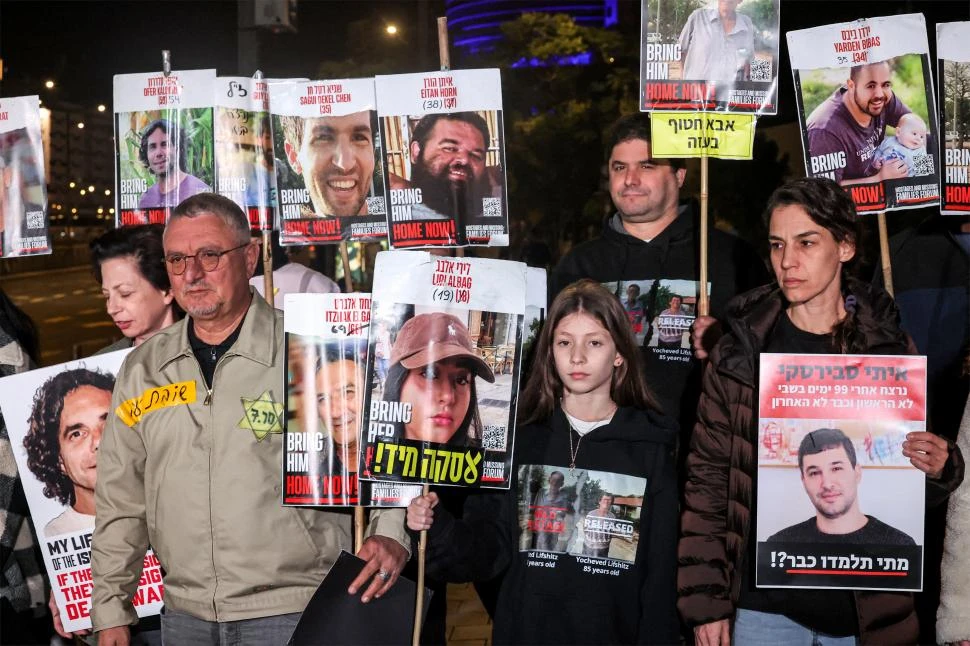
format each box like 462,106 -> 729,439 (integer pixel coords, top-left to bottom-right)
138,119 -> 210,209
805,60 -> 912,185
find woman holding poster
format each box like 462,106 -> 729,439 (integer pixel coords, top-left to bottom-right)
678,177 -> 962,645
407,280 -> 680,644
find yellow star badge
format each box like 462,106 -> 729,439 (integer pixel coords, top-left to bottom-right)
239,391 -> 284,441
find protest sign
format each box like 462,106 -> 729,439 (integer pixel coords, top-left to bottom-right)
788,14 -> 940,212
0,350 -> 163,631
269,78 -> 387,245
938,21 -> 970,214
756,353 -> 926,591
0,95 -> 50,257
283,292 -> 420,506
376,69 -> 509,248
113,69 -> 216,225
649,111 -> 756,158
358,250 -> 527,488
639,0 -> 780,114
214,76 -> 275,231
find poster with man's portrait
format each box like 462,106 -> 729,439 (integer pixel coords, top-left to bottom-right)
639,0 -> 780,114
283,292 -> 420,507
270,78 -> 387,245
0,350 -> 164,632
358,250 -> 528,489
938,21 -> 970,214
376,69 -> 509,248
0,95 -> 50,258
755,353 -> 926,592
113,69 -> 216,226
214,76 -> 276,231
788,14 -> 940,213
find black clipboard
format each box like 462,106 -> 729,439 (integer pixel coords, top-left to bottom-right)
290,550 -> 433,645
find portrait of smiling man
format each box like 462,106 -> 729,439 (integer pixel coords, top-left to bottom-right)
23,368 -> 115,537
281,111 -> 376,218
805,59 -> 914,185
137,118 -> 211,210
768,427 -> 916,545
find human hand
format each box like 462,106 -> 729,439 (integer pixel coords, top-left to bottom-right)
50,590 -> 91,638
407,493 -> 439,532
878,158 -> 908,180
97,625 -> 131,646
694,619 -> 731,646
691,316 -> 721,360
348,535 -> 409,603
903,431 -> 950,479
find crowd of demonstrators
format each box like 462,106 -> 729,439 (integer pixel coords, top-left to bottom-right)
0,109 -> 967,646
678,178 -> 962,646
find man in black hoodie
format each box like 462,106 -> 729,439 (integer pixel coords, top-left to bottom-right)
552,113 -> 769,456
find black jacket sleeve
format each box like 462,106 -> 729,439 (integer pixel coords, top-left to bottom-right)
638,444 -> 681,644
418,488 -> 515,584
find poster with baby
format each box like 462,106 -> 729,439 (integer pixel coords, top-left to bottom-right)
788,13 -> 940,212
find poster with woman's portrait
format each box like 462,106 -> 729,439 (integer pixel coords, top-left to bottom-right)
358,250 -> 529,489
0,350 -> 164,632
788,14 -> 940,212
283,292 -> 420,507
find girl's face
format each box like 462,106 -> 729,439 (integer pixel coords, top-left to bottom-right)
100,255 -> 174,346
769,204 -> 854,309
552,311 -> 622,399
401,358 -> 473,444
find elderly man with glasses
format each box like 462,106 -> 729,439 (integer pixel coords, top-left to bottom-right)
90,193 -> 410,646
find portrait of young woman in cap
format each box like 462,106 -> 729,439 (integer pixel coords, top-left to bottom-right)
381,312 -> 495,447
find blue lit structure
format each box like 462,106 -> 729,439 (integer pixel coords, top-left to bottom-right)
445,0 -> 618,62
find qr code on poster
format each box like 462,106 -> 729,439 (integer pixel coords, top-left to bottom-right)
911,154 -> 934,177
750,59 -> 772,82
366,196 -> 386,215
481,424 -> 506,450
25,210 -> 44,229
482,197 -> 502,218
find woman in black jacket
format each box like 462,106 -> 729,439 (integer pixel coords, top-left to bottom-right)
679,177 -> 963,646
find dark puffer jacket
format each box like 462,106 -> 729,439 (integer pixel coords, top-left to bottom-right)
677,278 -> 964,644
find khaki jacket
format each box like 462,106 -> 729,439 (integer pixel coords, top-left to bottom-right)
91,293 -> 409,630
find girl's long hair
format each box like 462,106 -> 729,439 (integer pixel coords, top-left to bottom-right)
518,279 -> 660,425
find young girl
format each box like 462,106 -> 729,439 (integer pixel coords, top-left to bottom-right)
408,279 -> 680,644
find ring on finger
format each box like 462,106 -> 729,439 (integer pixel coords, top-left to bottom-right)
377,569 -> 392,582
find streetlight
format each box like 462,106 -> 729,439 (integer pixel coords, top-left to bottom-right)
386,24 -> 398,35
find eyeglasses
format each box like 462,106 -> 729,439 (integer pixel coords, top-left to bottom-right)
164,242 -> 250,276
